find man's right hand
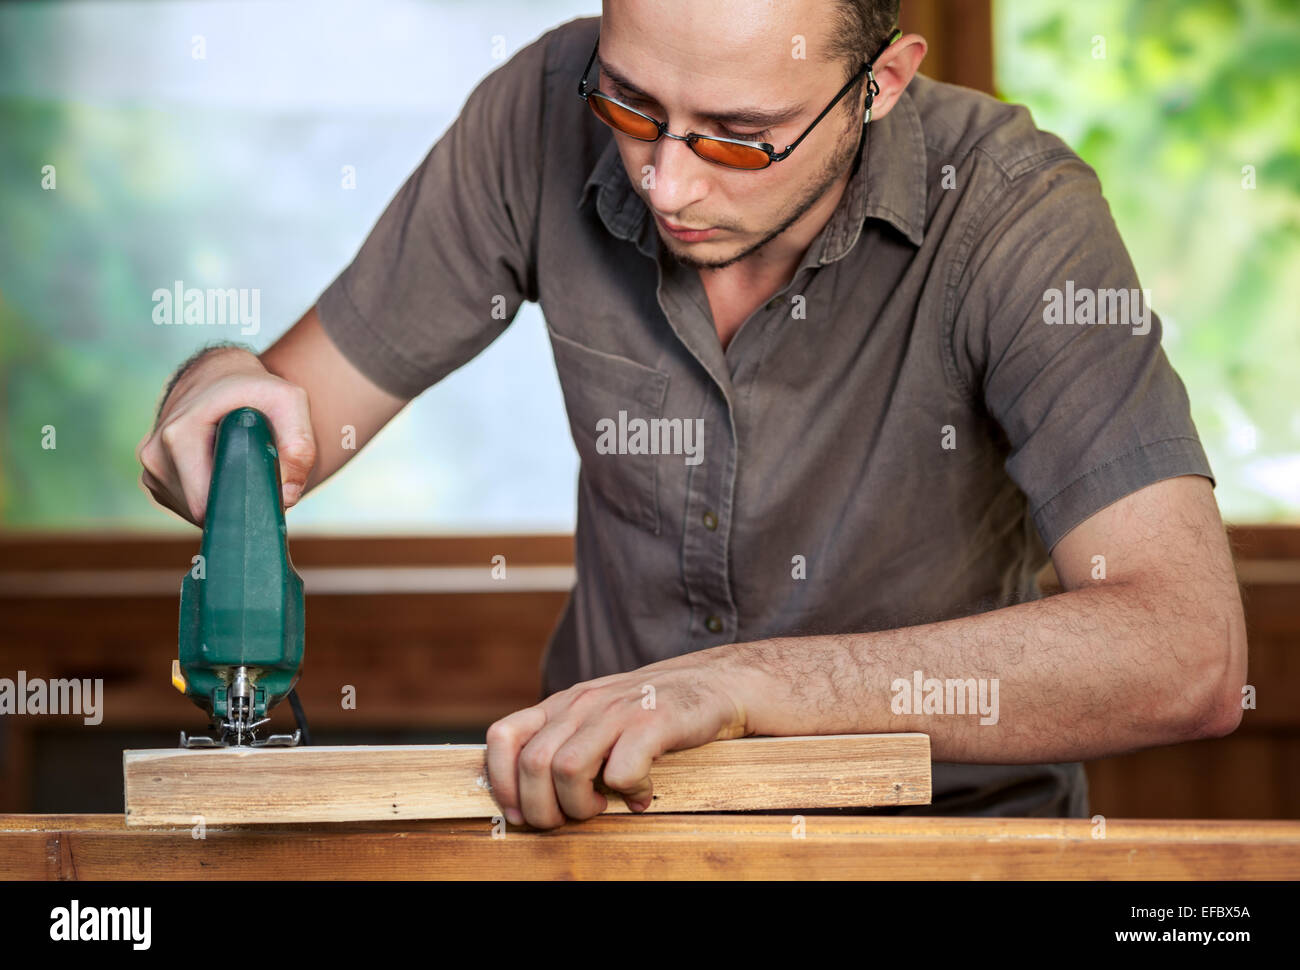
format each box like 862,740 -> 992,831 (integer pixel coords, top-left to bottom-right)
137,346 -> 318,526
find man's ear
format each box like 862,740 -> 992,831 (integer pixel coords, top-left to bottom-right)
864,33 -> 928,123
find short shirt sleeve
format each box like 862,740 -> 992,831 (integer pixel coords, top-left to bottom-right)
954,152 -> 1214,551
315,32 -> 550,400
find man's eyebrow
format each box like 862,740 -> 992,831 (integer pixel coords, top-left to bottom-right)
596,55 -> 804,128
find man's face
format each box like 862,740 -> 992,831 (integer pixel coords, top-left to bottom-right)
597,0 -> 864,270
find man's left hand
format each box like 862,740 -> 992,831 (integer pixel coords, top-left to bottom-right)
485,649 -> 758,829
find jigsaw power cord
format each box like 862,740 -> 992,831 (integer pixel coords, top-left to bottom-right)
288,688 -> 312,745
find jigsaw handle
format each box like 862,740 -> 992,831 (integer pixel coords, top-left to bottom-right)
175,408 -> 305,725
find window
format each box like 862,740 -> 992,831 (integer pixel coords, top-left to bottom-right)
995,0 -> 1300,520
0,1 -> 597,532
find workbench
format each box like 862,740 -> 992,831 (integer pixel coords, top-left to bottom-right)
4,814 -> 1298,879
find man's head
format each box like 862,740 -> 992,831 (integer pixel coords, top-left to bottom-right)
594,0 -> 924,270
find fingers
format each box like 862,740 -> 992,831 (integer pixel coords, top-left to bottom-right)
485,705 -> 547,827
140,369 -> 318,523
160,418 -> 216,524
138,422 -> 201,525
250,382 -> 316,507
548,717 -> 626,821
138,463 -> 189,524
515,714 -> 583,830
484,685 -> 671,829
602,727 -> 660,813
202,378 -> 317,509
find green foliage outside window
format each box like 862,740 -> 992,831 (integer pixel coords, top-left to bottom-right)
1,1 -> 1296,529
995,0 -> 1300,520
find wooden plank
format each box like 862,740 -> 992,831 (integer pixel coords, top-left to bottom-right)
6,813 -> 1300,880
123,734 -> 931,826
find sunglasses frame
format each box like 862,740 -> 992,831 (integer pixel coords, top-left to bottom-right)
577,28 -> 901,171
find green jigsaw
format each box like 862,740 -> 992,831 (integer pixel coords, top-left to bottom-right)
171,407 -> 306,747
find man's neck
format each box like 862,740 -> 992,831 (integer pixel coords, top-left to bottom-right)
701,161 -> 855,293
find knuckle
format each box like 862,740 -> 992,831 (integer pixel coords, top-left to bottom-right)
279,440 -> 315,477
484,720 -> 516,748
551,747 -> 586,781
284,383 -> 313,417
568,803 -> 600,822
518,747 -> 551,777
279,419 -> 317,463
601,766 -> 639,790
137,449 -> 161,482
158,421 -> 181,451
291,433 -> 317,462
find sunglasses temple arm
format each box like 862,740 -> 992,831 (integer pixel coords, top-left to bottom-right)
776,66 -> 867,158
775,27 -> 899,157
858,28 -> 899,122
578,35 -> 600,96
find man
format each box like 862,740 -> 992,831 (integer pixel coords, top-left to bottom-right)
138,0 -> 1247,829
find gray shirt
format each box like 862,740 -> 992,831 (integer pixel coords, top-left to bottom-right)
316,16 -> 1213,817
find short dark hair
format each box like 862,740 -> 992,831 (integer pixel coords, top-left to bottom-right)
826,0 -> 901,102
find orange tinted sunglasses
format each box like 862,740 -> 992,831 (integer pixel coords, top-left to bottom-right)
577,29 -> 900,171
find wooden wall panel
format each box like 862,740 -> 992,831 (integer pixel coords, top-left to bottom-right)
1,526 -> 1297,818
1087,734 -> 1300,820
899,0 -> 995,94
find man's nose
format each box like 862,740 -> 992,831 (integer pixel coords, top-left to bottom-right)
645,134 -> 710,213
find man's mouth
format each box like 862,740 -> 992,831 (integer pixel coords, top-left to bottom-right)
655,213 -> 719,242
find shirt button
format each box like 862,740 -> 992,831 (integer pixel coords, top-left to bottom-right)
702,510 -> 718,531
705,615 -> 724,633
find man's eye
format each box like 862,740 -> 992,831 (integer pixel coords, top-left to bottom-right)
614,89 -> 652,109
720,127 -> 771,142
610,89 -> 770,142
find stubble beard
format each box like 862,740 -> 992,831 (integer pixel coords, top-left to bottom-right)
659,110 -> 865,271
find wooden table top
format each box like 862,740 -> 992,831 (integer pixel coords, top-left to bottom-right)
3,814 -> 1299,880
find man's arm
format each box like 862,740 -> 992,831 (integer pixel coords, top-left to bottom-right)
729,473 -> 1246,758
137,304 -> 408,524
258,305 -> 409,496
485,474 -> 1247,828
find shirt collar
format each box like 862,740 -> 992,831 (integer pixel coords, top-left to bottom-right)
577,81 -> 928,261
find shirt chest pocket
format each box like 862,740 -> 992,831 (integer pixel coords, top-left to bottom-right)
547,325 -> 670,535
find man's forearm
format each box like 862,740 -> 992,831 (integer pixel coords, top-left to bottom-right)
718,582 -> 1242,764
